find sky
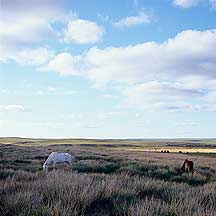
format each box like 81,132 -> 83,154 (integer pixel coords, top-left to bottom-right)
0,0 -> 216,138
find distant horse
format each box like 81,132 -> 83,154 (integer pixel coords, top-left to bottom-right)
43,152 -> 74,171
162,150 -> 169,153
179,159 -> 194,176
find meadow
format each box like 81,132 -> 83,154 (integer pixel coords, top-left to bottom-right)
0,138 -> 216,216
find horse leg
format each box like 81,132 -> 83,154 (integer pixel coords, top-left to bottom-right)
66,161 -> 72,170
65,161 -> 70,165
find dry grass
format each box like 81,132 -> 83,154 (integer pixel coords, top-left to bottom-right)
124,147 -> 216,153
0,140 -> 216,216
1,170 -> 216,216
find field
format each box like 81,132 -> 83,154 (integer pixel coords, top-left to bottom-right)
0,138 -> 216,216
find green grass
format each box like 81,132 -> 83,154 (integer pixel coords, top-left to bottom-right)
1,137 -> 216,148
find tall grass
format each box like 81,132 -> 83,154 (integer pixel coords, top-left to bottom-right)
0,170 -> 216,216
1,143 -> 216,215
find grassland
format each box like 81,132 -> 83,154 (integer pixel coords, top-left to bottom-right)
0,138 -> 216,215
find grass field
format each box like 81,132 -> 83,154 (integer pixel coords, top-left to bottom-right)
0,138 -> 216,215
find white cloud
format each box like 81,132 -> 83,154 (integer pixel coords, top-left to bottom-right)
17,47 -> 53,65
122,81 -> 196,111
0,0 -> 63,65
177,76 -> 216,90
82,124 -> 100,129
113,11 -> 151,28
47,86 -> 57,92
0,0 -> 64,45
0,45 -> 53,65
0,105 -> 30,112
36,88 -> 78,95
64,19 -> 104,44
43,29 -> 216,111
205,91 -> 216,103
173,0 -> 216,9
102,94 -> 117,99
82,29 -> 216,85
200,90 -> 216,111
0,16 -> 54,45
1,89 -> 10,94
175,121 -> 200,127
97,111 -> 127,121
196,104 -> 216,112
39,52 -> 81,75
173,0 -> 201,8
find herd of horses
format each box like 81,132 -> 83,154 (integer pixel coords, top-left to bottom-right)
43,152 -> 194,176
161,150 -> 170,153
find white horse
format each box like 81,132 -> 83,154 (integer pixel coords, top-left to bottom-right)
43,152 -> 74,171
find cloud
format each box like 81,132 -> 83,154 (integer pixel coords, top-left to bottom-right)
121,79 -> 216,112
82,29 -> 216,85
197,104 -> 216,112
122,81 -> 196,111
0,105 -> 30,112
0,46 -> 53,65
97,111 -> 126,120
175,121 -> 200,127
1,1 -> 103,47
42,29 -> 216,111
0,89 -> 10,94
102,94 -> 117,99
82,124 -> 100,129
0,0 -> 64,45
63,19 -> 104,44
200,90 -> 216,111
39,52 -> 81,75
36,87 -> 78,95
0,17 -> 54,45
113,11 -> 152,28
47,86 -> 57,92
173,0 -> 216,9
1,4 -> 105,65
173,0 -> 201,8
0,0 -> 63,65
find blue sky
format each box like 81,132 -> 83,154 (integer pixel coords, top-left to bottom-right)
0,0 -> 216,138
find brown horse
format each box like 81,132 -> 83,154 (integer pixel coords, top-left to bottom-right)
179,159 -> 194,176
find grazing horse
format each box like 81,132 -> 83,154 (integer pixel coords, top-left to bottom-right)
179,159 -> 194,176
43,152 -> 74,171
